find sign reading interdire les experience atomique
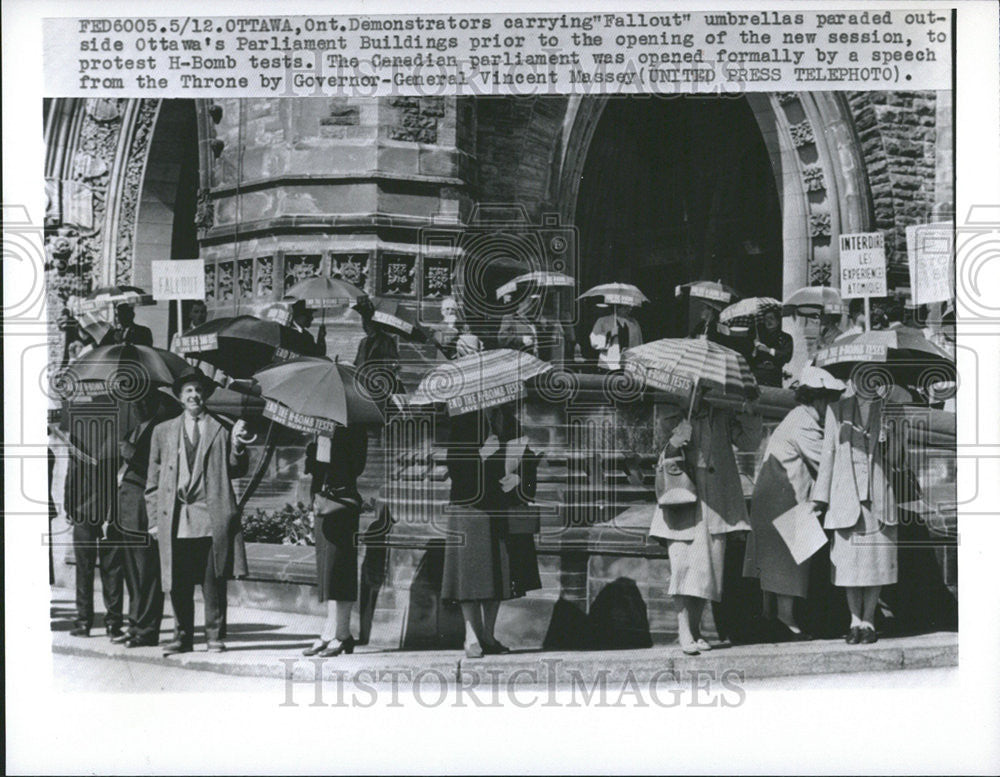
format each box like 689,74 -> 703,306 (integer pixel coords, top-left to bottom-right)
45,10 -> 952,96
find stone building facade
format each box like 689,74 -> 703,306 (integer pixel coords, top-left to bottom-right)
45,93 -> 955,646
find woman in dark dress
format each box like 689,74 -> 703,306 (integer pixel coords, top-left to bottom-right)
302,424 -> 368,657
441,402 -> 541,658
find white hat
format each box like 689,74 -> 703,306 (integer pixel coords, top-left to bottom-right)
797,366 -> 846,392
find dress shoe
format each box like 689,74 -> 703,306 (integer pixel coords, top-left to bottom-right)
859,627 -> 878,644
124,637 -> 158,649
206,641 -> 226,653
679,641 -> 701,656
482,640 -> 511,655
694,638 -> 713,651
773,621 -> 812,643
463,641 -> 484,659
110,631 -> 134,645
106,626 -> 126,640
845,626 -> 863,645
68,626 -> 90,638
302,639 -> 331,657
162,640 -> 193,656
318,636 -> 355,657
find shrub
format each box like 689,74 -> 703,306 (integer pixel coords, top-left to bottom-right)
242,502 -> 315,545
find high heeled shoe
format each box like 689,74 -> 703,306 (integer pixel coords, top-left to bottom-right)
464,641 -> 484,659
318,636 -> 355,657
482,640 -> 511,655
302,638 -> 331,657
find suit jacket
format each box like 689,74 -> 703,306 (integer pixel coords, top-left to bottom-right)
117,416 -> 159,533
649,404 -> 763,541
116,323 -> 154,346
287,325 -> 326,357
812,394 -> 905,531
144,413 -> 249,592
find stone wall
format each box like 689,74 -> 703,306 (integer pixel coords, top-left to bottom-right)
847,91 -> 945,282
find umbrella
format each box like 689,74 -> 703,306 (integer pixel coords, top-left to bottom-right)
285,276 -> 366,310
623,338 -> 759,403
254,358 -> 385,434
408,348 -> 552,416
70,285 -> 154,314
720,297 -> 782,327
578,283 -> 649,308
815,327 -> 953,380
76,311 -> 115,346
782,286 -> 845,316
173,315 -> 309,379
675,280 -> 739,309
369,298 -> 430,342
496,271 -> 576,299
59,343 -> 192,401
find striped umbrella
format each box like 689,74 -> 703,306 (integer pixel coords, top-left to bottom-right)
623,338 -> 759,402
174,315 -> 310,379
782,286 -> 845,315
719,297 -> 782,329
285,276 -> 366,309
408,348 -> 552,416
675,280 -> 739,309
71,285 -> 154,314
496,271 -> 576,299
578,283 -> 649,307
253,357 -> 385,434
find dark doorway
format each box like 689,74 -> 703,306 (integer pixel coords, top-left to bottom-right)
573,96 -> 782,347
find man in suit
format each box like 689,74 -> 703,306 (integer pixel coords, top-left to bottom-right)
114,303 -> 154,346
112,392 -> 172,648
288,299 -> 326,356
497,295 -> 540,357
145,370 -> 254,655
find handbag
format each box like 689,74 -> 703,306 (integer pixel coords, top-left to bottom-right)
654,451 -> 698,506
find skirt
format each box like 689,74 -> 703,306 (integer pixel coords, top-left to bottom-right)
441,507 -> 541,602
666,521 -> 727,602
830,505 -> 898,587
743,458 -> 811,599
314,504 -> 360,602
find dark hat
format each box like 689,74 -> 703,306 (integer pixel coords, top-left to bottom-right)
171,368 -> 216,398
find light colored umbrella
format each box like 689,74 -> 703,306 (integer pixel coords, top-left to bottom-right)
719,297 -> 782,327
674,280 -> 738,309
70,285 -> 154,314
782,286 -> 845,315
578,283 -> 649,307
496,271 -> 575,299
285,276 -> 365,309
409,348 -> 551,415
623,337 -> 758,403
254,357 -> 385,435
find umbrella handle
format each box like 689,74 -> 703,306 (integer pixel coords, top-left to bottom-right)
237,419 -> 277,513
687,377 -> 700,423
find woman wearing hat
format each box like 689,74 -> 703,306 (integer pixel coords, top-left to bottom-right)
743,367 -> 846,640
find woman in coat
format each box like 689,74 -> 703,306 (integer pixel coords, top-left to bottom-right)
812,381 -> 906,644
742,367 -> 846,639
649,388 -> 763,655
302,424 -> 368,657
441,402 -> 541,658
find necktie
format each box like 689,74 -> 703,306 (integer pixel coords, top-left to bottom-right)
185,419 -> 200,470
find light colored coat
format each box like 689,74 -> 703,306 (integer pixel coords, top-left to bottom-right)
144,413 -> 249,592
649,404 -> 763,541
812,394 -> 904,531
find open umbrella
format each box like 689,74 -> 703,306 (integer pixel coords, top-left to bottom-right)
174,315 -> 309,379
782,286 -> 845,316
578,283 -> 649,308
496,270 -> 576,299
675,280 -> 739,309
408,348 -> 551,415
720,297 -> 782,327
59,343 -> 192,401
254,357 -> 385,434
70,285 -> 154,315
369,298 -> 431,342
815,327 -> 953,381
285,276 -> 366,310
623,338 -> 759,403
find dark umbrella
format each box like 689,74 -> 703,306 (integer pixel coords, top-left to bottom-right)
173,315 -> 310,379
815,327 -> 954,388
59,343 -> 192,402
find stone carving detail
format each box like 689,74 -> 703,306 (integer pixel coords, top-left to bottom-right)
809,261 -> 833,286
204,263 -> 217,303
238,258 -> 254,298
256,255 -> 274,297
422,258 -> 452,298
789,120 -> 815,148
330,252 -> 370,291
387,96 -> 442,144
283,254 -> 321,291
809,213 -> 832,238
217,261 -> 234,302
776,92 -> 799,106
381,253 -> 416,296
116,99 -> 160,282
194,188 -> 214,230
802,165 -> 826,192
